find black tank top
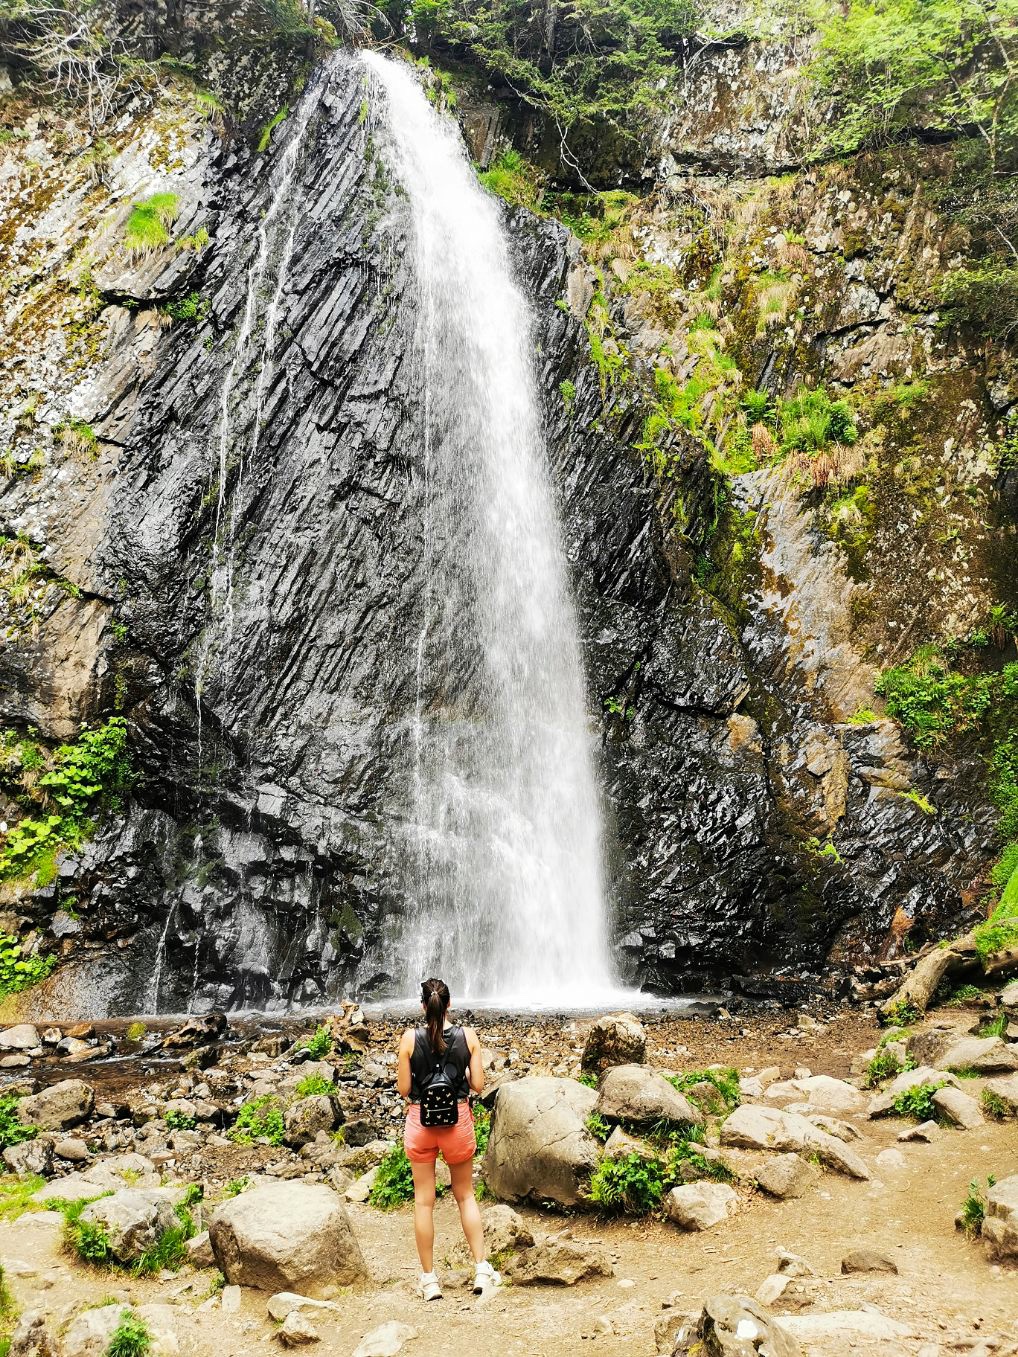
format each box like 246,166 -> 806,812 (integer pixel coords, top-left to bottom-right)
409,1025 -> 470,1102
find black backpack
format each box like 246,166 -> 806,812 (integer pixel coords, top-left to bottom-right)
418,1028 -> 462,1128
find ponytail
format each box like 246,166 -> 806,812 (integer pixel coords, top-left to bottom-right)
422,977 -> 450,1055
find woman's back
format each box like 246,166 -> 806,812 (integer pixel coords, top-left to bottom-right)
409,1024 -> 471,1102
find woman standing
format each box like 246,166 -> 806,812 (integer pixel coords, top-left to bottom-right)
397,977 -> 501,1300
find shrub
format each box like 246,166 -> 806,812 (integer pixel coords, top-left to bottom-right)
960,1175 -> 996,1236
368,1144 -> 415,1210
294,1074 -> 335,1098
478,148 -> 544,212
667,1067 -> 741,1111
161,293 -> 210,323
472,1104 -> 491,1157
978,1011 -> 1009,1038
864,1048 -> 916,1088
585,1112 -> 611,1142
224,1177 -> 249,1198
0,937 -> 55,999
576,1072 -> 598,1089
945,984 -> 983,1005
228,1096 -> 284,1146
105,1308 -> 151,1357
124,193 -> 180,253
62,1198 -> 114,1266
0,1095 -> 34,1152
881,1000 -> 920,1027
587,1152 -> 666,1214
892,1081 -> 947,1121
163,1110 -> 196,1130
299,1026 -> 332,1058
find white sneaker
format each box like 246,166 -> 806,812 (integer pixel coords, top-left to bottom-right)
420,1272 -> 443,1301
473,1260 -> 502,1294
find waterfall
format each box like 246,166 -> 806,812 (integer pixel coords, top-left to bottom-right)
363,53 -> 619,1006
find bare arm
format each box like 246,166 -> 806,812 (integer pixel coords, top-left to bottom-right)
397,1028 -> 414,1098
465,1026 -> 484,1095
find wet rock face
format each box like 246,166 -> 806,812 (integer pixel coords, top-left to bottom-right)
1,43 -> 989,1013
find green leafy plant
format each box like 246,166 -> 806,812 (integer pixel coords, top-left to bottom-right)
882,1000 -> 920,1028
161,293 -> 210,323
294,1073 -> 335,1098
299,1025 -> 333,1058
61,1197 -> 114,1266
559,379 -> 576,413
667,1067 -> 741,1111
981,1089 -> 1010,1120
0,1095 -> 34,1152
576,1072 -> 598,1089
228,1096 -> 285,1146
163,1110 -> 196,1131
478,148 -> 543,211
587,1152 -> 666,1214
472,1104 -> 491,1157
892,1080 -> 947,1121
105,1308 -> 151,1357
223,1176 -> 249,1198
0,1173 -> 46,1222
960,1174 -> 997,1236
0,937 -> 56,1000
945,984 -> 983,1005
368,1144 -> 415,1210
864,1047 -> 916,1088
978,1011 -> 1009,1039
585,1111 -> 611,1142
124,193 -> 180,254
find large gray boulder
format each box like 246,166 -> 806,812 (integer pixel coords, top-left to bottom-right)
0,1025 -> 41,1051
3,1136 -> 54,1177
284,1095 -> 342,1148
663,1182 -> 738,1231
931,1085 -> 983,1129
595,1065 -> 703,1128
982,1175 -> 1018,1262
6,1311 -> 57,1357
984,1072 -> 1018,1116
754,1153 -> 820,1200
17,1080 -> 94,1131
580,1013 -> 647,1075
936,1036 -> 1018,1075
209,1181 -> 366,1296
78,1188 -> 179,1264
482,1076 -> 599,1208
720,1105 -> 868,1180
672,1294 -> 802,1356
61,1304 -> 195,1357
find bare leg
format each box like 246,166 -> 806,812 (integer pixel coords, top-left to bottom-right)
449,1157 -> 485,1263
410,1158 -> 437,1273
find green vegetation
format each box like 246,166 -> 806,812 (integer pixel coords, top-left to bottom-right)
891,1080 -> 947,1121
299,1025 -> 333,1058
61,1196 -> 115,1267
472,1104 -> 491,1157
900,788 -> 937,815
124,194 -> 181,254
0,1095 -> 34,1152
294,1073 -> 336,1098
810,0 -> 1017,171
960,1174 -> 997,1236
559,379 -> 576,413
876,648 -> 1018,750
667,1068 -> 741,1112
982,1089 -> 1010,1120
882,1000 -> 920,1028
224,1176 -> 250,1197
478,148 -> 543,211
105,1309 -> 152,1357
57,417 -> 98,457
228,1097 -> 285,1146
945,983 -> 983,1005
979,1011 -> 1009,1038
577,1071 -> 599,1089
162,293 -> 210,324
0,717 -> 132,891
368,1144 -> 415,1210
864,1047 -> 917,1088
587,1151 -> 666,1214
0,1173 -> 46,1222
257,105 -> 289,154
125,1021 -> 147,1042
585,1111 -> 611,1142
163,1109 -> 197,1130
0,935 -> 56,999
387,0 -> 697,173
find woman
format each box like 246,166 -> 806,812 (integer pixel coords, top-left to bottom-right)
397,977 -> 501,1300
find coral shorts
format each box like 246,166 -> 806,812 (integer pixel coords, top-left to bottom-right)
404,1102 -> 476,1165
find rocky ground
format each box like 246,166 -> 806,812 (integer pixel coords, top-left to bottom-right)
1,990 -> 1017,1357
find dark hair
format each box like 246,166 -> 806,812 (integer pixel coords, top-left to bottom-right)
421,977 -> 451,1055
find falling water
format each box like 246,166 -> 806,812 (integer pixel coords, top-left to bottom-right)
364,53 -> 618,1006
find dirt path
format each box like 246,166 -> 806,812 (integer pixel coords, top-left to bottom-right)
2,1008 -> 1016,1356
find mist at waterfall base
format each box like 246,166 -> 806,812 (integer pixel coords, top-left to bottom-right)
362,52 -> 642,1010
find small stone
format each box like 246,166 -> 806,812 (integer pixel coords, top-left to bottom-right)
221,1284 -> 242,1313
776,1248 -> 814,1278
351,1321 -> 418,1357
54,1138 -> 90,1162
841,1248 -> 899,1274
755,1274 -> 790,1306
345,1168 -> 377,1203
267,1294 -> 342,1322
663,1182 -> 738,1232
874,1148 -> 906,1171
279,1310 -> 320,1346
755,1153 -> 820,1200
897,1121 -> 940,1143
186,1231 -> 215,1267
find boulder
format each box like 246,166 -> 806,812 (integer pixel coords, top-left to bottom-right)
595,1065 -> 703,1128
603,1126 -> 657,1160
482,1077 -> 599,1208
720,1105 -> 868,1180
939,1036 -> 1018,1074
481,1204 -> 534,1255
663,1182 -> 738,1231
82,1153 -> 160,1190
0,1025 -> 41,1051
983,1072 -> 1018,1116
284,1096 -> 341,1148
505,1235 -> 612,1285
841,1248 -> 898,1274
982,1174 -> 1018,1262
671,1294 -> 802,1356
580,1013 -> 647,1075
897,1121 -> 940,1142
931,1086 -> 983,1129
187,1230 -> 215,1267
54,1137 -> 90,1162
16,1080 -> 94,1131
209,1181 -> 366,1296
61,1304 -> 194,1357
879,947 -> 958,1020
352,1322 -> 418,1357
788,1076 -> 866,1116
3,1136 -> 54,1177
754,1153 -> 820,1200
78,1188 -> 180,1264
1002,979 -> 1018,1015
6,1311 -> 57,1357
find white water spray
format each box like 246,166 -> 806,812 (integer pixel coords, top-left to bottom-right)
364,52 -> 620,1006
